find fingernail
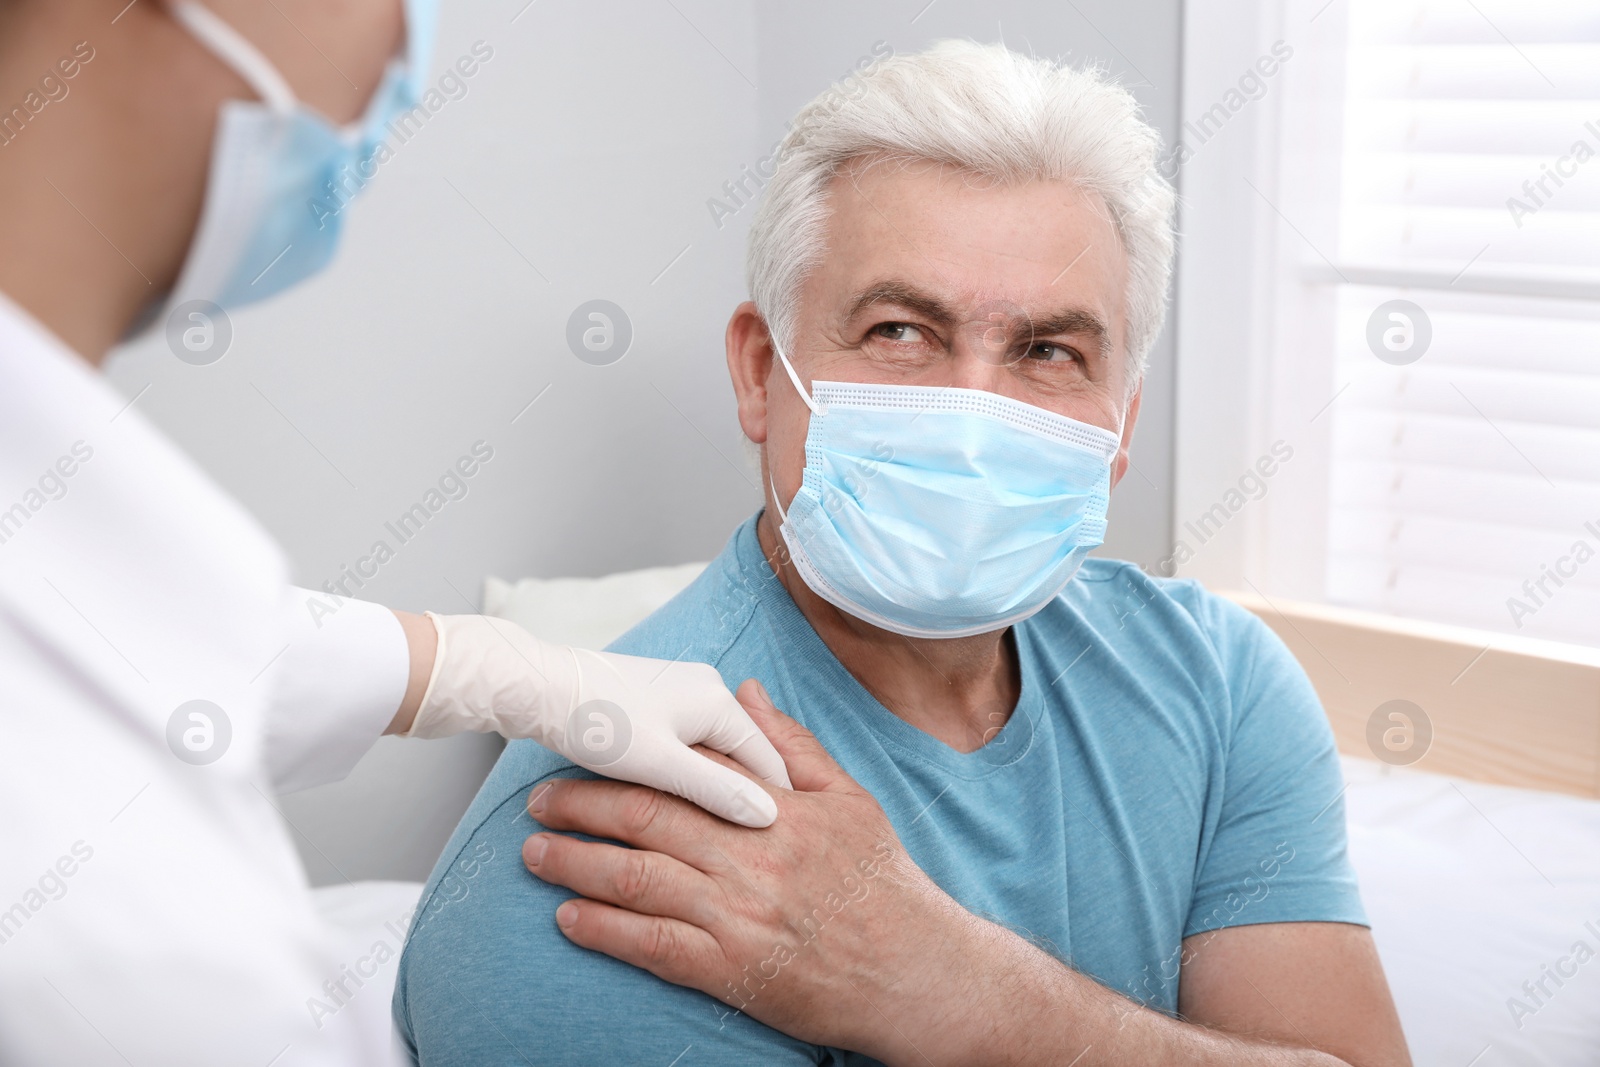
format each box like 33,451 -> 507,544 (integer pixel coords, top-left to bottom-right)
753,681 -> 773,705
555,901 -> 579,929
529,783 -> 552,815
525,835 -> 547,867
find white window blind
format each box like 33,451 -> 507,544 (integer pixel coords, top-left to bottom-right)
1317,0 -> 1600,646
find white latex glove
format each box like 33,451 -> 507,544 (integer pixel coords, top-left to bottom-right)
404,613 -> 792,827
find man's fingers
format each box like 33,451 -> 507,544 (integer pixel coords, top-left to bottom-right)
552,898 -> 726,997
523,833 -> 715,924
693,691 -> 794,791
734,679 -> 852,794
528,776 -> 745,869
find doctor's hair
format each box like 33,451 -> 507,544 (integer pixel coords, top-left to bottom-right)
747,40 -> 1177,390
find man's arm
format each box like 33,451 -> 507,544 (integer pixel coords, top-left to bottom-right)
859,913 -> 1410,1065
1177,922 -> 1409,1064
526,683 -> 1411,1066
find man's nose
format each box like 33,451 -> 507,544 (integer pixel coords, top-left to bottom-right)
947,306 -> 1030,391
943,352 -> 1009,392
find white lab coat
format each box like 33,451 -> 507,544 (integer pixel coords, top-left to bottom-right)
0,292 -> 415,1065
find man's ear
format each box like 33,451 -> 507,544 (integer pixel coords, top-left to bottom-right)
726,301 -> 776,445
1111,382 -> 1142,488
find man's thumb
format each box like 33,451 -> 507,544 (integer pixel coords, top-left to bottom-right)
734,679 -> 849,793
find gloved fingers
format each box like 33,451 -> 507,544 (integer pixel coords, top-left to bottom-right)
723,732 -> 793,791
639,742 -> 780,829
733,679 -> 853,794
556,717 -> 780,828
689,689 -> 793,791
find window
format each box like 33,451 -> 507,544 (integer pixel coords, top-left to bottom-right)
1179,0 -> 1600,648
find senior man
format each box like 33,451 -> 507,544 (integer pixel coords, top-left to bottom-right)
395,41 -> 1410,1066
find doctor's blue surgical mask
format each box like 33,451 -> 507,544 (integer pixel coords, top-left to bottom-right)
137,0 -> 440,331
768,342 -> 1122,639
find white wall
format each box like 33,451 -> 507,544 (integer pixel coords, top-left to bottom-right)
1171,0 -> 1293,590
107,0 -> 1181,884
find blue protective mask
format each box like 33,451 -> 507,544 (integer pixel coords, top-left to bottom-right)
158,0 -> 437,315
770,346 -> 1122,639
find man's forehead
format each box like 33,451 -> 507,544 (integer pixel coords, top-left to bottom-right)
816,165 -> 1128,335
827,161 -> 1120,248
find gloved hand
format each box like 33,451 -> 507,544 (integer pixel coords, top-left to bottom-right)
403,613 -> 791,827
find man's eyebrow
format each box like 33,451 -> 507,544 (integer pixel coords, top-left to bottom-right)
843,280 -> 1113,359
842,281 -> 958,328
1030,309 -> 1112,359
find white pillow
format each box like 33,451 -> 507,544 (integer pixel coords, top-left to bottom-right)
1342,755 -> 1600,1066
482,561 -> 708,649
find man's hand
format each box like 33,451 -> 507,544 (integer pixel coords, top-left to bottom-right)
520,679 -> 969,1058
521,682 -> 1410,1067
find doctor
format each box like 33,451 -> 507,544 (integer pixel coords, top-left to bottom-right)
0,0 -> 789,1063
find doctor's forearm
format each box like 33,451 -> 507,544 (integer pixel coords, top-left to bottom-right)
385,609 -> 438,735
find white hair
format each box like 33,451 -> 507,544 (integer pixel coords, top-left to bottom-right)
746,39 -> 1177,385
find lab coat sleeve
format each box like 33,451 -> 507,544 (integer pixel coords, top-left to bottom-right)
264,589 -> 411,794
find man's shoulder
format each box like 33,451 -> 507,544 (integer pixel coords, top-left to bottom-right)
603,547 -> 758,664
1043,556 -> 1315,744
1062,556 -> 1271,662
394,753 -> 813,1063
392,754 -> 815,1065
604,518 -> 786,686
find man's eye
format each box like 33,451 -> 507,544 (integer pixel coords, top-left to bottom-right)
1028,342 -> 1079,363
872,322 -> 926,344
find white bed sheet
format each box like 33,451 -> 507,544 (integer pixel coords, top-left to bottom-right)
307,880 -> 425,1064
1343,756 -> 1600,1065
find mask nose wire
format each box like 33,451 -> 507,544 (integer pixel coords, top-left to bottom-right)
773,341 -> 824,417
169,2 -> 299,115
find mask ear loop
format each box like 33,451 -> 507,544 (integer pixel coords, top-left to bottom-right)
767,338 -> 817,531
169,1 -> 298,115
773,341 -> 823,417
768,471 -> 790,526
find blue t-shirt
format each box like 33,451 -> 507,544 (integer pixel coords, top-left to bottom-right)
395,515 -> 1364,1065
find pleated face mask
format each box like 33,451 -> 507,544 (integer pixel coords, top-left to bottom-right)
770,344 -> 1122,639
153,0 -> 438,317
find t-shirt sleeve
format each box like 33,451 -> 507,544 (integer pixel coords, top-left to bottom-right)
394,768 -> 821,1067
1177,590 -> 1367,939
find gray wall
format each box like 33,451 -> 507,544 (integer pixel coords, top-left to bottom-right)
106,0 -> 1181,885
